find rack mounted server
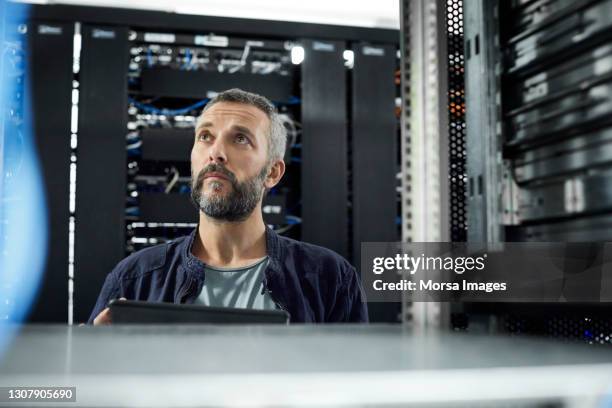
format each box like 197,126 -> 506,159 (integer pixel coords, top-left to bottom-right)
461,0 -> 612,343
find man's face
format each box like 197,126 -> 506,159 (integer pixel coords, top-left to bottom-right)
190,102 -> 272,222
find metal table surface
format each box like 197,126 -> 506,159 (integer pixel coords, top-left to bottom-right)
1,324 -> 612,407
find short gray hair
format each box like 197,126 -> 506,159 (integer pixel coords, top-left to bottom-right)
198,88 -> 287,163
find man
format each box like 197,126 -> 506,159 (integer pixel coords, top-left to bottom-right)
89,88 -> 368,324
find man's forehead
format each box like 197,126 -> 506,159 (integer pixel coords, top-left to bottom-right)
198,102 -> 268,127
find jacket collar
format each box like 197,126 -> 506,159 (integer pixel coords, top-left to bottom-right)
181,225 -> 284,279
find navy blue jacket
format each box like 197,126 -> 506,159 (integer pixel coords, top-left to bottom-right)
88,227 -> 368,323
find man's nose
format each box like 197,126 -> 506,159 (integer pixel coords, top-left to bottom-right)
208,139 -> 227,164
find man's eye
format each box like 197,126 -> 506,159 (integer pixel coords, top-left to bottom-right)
198,133 -> 211,142
235,134 -> 250,145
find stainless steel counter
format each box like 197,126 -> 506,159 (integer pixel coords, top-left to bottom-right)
1,324 -> 612,407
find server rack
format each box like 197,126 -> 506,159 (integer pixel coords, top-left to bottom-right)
8,3 -> 400,323
73,25 -> 129,323
351,43 -> 400,322
461,0 -> 612,343
399,0 -> 612,341
25,21 -> 74,322
123,31 -> 300,259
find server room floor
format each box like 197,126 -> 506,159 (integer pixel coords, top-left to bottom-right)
1,324 -> 612,407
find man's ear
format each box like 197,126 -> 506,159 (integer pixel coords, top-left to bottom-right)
264,159 -> 286,189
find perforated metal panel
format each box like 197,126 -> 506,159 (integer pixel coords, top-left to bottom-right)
400,0 -> 413,325
504,314 -> 612,346
400,0 -> 412,243
446,0 -> 467,243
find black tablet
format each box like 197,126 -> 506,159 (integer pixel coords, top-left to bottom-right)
108,299 -> 290,324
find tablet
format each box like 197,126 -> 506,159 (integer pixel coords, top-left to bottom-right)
108,299 -> 290,324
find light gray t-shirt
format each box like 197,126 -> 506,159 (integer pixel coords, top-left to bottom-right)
195,256 -> 277,310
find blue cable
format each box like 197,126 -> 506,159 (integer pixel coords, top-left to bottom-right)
274,96 -> 301,107
128,97 -> 210,115
286,96 -> 301,105
147,48 -> 153,67
285,215 -> 302,225
182,48 -> 192,70
130,96 -> 298,115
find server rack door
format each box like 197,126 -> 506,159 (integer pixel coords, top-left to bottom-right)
351,43 -> 399,322
301,39 -> 348,258
74,25 -> 128,323
351,43 -> 397,253
26,21 -> 73,322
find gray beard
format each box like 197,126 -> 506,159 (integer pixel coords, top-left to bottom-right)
190,164 -> 268,223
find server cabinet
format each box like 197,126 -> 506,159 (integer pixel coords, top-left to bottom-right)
351,42 -> 399,321
503,0 -> 612,242
351,43 -> 398,251
26,21 -> 73,322
466,0 -> 612,243
459,0 -> 612,340
301,39 -> 349,258
74,25 -> 128,323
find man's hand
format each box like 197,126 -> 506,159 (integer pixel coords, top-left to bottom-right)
92,297 -> 126,326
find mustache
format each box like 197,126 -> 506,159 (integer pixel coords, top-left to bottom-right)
194,163 -> 238,187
